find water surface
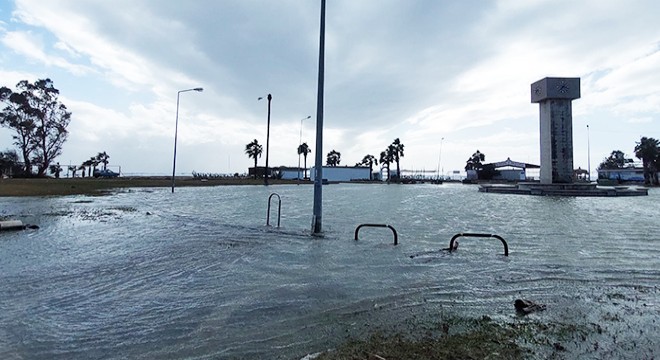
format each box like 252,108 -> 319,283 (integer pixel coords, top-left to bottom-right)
1,183 -> 658,358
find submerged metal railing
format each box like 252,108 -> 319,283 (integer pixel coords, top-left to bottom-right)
449,233 -> 508,256
266,193 -> 282,227
354,224 -> 398,245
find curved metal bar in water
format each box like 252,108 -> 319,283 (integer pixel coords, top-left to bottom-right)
354,223 -> 398,245
266,193 -> 282,227
449,233 -> 508,256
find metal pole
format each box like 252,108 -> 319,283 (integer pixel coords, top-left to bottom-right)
312,0 -> 325,235
171,91 -> 182,193
264,94 -> 272,185
587,124 -> 591,182
298,123 -> 302,182
437,137 -> 444,180
171,87 -> 203,193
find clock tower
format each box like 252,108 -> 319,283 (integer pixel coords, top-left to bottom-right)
531,77 -> 580,184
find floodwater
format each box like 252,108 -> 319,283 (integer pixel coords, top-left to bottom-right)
0,183 -> 658,359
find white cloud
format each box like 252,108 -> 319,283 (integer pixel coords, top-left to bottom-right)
1,30 -> 93,75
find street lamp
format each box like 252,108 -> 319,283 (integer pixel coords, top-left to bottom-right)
298,115 -> 311,181
437,137 -> 444,180
258,94 -> 272,185
312,0 -> 326,235
171,87 -> 203,193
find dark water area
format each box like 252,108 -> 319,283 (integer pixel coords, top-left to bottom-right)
1,183 -> 658,359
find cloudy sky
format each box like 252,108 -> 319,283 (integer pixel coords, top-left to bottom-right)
1,0 -> 658,177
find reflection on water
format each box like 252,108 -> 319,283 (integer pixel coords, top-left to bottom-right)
1,184 -> 658,359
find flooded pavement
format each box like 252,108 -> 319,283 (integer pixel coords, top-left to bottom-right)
1,183 -> 658,359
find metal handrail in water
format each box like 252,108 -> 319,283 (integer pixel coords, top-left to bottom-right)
354,223 -> 398,245
449,233 -> 508,256
266,193 -> 282,227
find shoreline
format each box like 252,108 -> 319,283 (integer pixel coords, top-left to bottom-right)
0,177 -> 313,197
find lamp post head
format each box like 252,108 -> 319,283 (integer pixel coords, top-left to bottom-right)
179,87 -> 204,95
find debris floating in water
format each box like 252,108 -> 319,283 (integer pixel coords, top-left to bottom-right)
514,299 -> 546,314
0,220 -> 39,231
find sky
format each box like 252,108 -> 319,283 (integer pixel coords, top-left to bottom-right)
0,0 -> 658,177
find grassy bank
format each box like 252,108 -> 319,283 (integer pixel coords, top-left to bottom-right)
0,177 -> 308,197
310,314 -> 599,360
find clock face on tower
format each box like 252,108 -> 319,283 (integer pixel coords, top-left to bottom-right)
531,77 -> 580,103
534,86 -> 543,96
556,80 -> 570,94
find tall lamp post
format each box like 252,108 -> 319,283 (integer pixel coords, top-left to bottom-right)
298,115 -> 311,181
437,137 -> 444,180
312,0 -> 326,235
258,94 -> 273,185
587,124 -> 591,182
171,87 -> 203,193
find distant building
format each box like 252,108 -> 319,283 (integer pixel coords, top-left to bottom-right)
597,167 -> 645,183
248,166 -> 275,179
310,166 -> 371,182
277,166 -> 306,180
573,167 -> 589,182
483,158 -> 540,181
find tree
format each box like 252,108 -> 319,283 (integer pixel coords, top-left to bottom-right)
0,79 -> 72,177
0,149 -> 21,177
598,150 -> 632,170
390,138 -> 404,181
634,137 -> 660,185
380,146 -> 395,182
0,86 -> 36,175
326,149 -> 341,166
297,142 -> 311,179
96,151 -> 110,170
245,139 -> 263,179
81,159 -> 93,178
67,165 -> 77,178
465,150 -> 485,171
48,162 -> 62,178
358,154 -> 378,180
89,156 -> 100,177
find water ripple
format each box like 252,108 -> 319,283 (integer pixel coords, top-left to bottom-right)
0,185 -> 658,359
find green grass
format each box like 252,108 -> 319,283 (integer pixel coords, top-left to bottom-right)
313,315 -> 594,360
0,177 -> 308,197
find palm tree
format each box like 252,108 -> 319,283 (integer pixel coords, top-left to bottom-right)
634,137 -> 660,185
67,165 -> 77,178
81,159 -> 93,177
390,138 -> 404,181
245,139 -> 263,179
465,150 -> 486,180
96,151 -> 110,170
380,147 -> 394,182
89,156 -> 100,177
358,154 -> 378,180
326,149 -> 341,167
297,142 -> 311,179
465,150 -> 485,171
